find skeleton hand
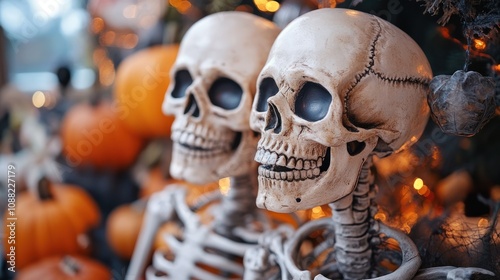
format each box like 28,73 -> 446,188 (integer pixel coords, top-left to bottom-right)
243,225 -> 293,280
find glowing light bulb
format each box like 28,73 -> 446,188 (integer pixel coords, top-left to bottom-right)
413,178 -> 424,190
474,39 -> 486,50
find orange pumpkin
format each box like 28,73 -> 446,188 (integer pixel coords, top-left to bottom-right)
106,200 -> 146,259
3,178 -> 100,269
61,101 -> 144,170
113,45 -> 178,139
17,255 -> 110,280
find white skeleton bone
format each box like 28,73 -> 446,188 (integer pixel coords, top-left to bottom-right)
245,8 -> 433,280
244,159 -> 421,279
127,11 -> 288,280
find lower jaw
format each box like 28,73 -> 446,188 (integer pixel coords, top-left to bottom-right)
255,186 -> 301,213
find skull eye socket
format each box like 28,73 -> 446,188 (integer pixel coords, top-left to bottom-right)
171,70 -> 193,98
256,77 -> 278,112
294,82 -> 332,122
208,78 -> 243,110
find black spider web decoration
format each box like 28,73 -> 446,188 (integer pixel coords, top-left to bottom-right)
416,0 -> 500,37
416,0 -> 500,70
411,200 -> 500,275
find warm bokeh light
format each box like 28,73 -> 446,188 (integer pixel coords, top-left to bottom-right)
310,206 -> 326,219
266,1 -> 280,12
493,64 -> 500,73
99,59 -> 115,86
90,17 -> 104,34
473,39 -> 486,50
123,4 -> 137,19
219,177 -> 230,196
438,27 -> 451,39
32,91 -> 46,108
100,31 -> 116,46
177,1 -> 191,14
413,178 -> 424,190
374,212 -> 387,221
254,0 -> 267,11
477,218 -> 489,228
169,0 -> 183,7
170,0 -> 192,14
254,0 -> 280,12
121,33 -> 139,49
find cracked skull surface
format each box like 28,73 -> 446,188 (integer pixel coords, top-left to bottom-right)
163,12 -> 280,184
250,8 -> 433,212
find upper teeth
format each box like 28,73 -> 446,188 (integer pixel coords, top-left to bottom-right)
172,129 -> 232,152
254,148 -> 324,170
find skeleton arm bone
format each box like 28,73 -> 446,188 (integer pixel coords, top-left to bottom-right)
126,186 -> 180,280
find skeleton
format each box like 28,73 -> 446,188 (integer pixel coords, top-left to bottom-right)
243,8 -> 433,279
126,11 -> 296,280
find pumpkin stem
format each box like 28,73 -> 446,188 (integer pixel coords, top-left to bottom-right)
60,256 -> 80,276
37,177 -> 54,200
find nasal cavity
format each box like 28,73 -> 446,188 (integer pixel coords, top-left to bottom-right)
183,95 -> 200,118
346,140 -> 366,156
265,103 -> 282,133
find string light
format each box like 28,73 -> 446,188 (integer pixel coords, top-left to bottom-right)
254,0 -> 280,12
266,1 -> 280,12
473,39 -> 486,50
90,17 -> 104,34
413,178 -> 424,190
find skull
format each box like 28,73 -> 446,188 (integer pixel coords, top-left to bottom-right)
250,8 -> 432,212
163,12 -> 280,184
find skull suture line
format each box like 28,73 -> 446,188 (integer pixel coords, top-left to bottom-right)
250,8 -> 433,213
163,12 -> 280,184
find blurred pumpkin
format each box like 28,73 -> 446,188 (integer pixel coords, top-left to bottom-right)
113,45 -> 178,139
17,255 -> 110,280
106,199 -> 146,259
3,178 -> 100,269
61,101 -> 144,170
